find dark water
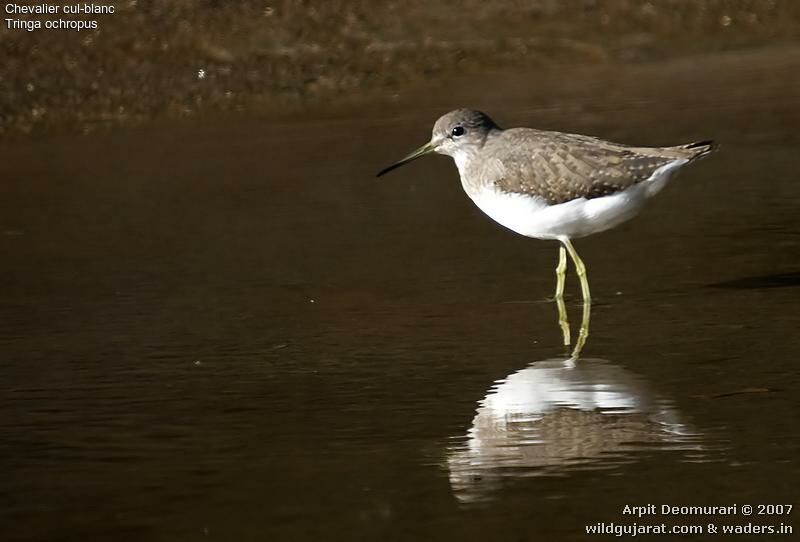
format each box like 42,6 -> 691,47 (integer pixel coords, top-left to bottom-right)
2,52 -> 799,541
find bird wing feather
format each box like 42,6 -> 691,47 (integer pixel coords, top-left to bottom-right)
475,129 -> 694,205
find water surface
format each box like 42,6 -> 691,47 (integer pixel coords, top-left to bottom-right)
1,50 -> 799,541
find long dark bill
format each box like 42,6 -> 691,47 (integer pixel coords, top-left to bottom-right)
376,141 -> 436,177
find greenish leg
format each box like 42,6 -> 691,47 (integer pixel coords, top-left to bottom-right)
562,239 -> 591,355
562,239 -> 591,304
555,245 -> 567,299
554,246 -> 570,346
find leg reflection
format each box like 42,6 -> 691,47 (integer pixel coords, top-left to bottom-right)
554,246 -> 570,346
571,298 -> 591,358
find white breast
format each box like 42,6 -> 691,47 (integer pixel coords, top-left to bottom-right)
466,159 -> 688,240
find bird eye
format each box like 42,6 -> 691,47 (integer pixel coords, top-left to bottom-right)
451,126 -> 466,137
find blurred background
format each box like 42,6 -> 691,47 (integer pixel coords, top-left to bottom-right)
2,0 -> 800,134
2,2 -> 799,541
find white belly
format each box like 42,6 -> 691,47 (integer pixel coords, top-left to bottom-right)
465,159 -> 686,240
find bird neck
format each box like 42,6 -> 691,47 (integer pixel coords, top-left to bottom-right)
452,149 -> 473,177
452,128 -> 499,178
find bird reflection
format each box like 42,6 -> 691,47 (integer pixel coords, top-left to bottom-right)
555,294 -> 591,356
447,357 -> 705,503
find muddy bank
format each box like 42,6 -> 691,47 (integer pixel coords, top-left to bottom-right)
2,0 -> 800,135
2,41 -> 800,540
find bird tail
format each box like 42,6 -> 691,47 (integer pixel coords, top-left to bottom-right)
681,139 -> 717,160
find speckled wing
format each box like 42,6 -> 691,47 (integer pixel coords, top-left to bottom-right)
477,129 -> 707,205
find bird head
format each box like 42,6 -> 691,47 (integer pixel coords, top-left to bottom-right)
376,109 -> 499,177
